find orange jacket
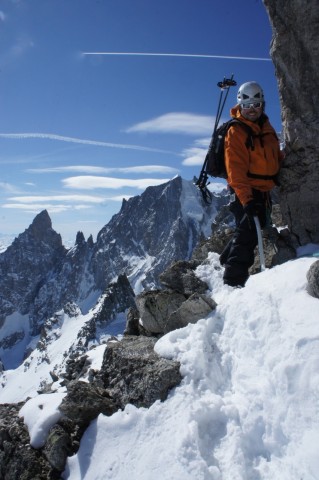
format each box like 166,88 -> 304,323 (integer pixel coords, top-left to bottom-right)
224,106 -> 282,206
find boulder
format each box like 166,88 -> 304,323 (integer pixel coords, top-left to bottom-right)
95,336 -> 182,409
165,293 -> 217,333
135,289 -> 186,334
159,260 -> 208,295
59,381 -> 117,428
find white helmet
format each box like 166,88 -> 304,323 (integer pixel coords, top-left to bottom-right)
237,81 -> 264,105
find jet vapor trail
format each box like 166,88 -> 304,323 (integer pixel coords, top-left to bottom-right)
82,52 -> 271,62
0,132 -> 175,155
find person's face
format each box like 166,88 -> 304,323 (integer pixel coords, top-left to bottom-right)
240,102 -> 263,122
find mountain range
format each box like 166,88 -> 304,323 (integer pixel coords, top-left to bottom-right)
0,176 -> 227,371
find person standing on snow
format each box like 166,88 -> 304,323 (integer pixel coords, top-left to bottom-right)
220,81 -> 283,287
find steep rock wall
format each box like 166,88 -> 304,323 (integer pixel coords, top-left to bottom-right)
263,0 -> 319,245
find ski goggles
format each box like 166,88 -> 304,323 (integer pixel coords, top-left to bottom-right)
241,102 -> 263,110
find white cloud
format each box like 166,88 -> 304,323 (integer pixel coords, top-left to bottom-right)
181,135 -> 212,166
0,133 -> 175,154
4,194 -> 134,214
27,165 -> 179,175
126,112 -> 214,136
193,137 -> 211,148
2,203 -> 91,214
62,176 -> 171,190
181,147 -> 207,166
0,182 -> 20,193
8,194 -> 107,204
0,11 -> 6,22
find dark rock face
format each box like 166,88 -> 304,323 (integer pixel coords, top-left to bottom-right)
307,260 -> 319,298
0,402 -> 61,480
164,293 -> 216,333
263,0 -> 319,245
159,260 -> 208,295
59,381 -> 118,427
0,210 -> 66,327
94,336 -> 182,409
135,290 -> 187,335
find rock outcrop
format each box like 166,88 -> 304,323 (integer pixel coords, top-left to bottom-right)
0,335 -> 181,479
307,260 -> 319,298
94,336 -> 182,409
263,0 -> 319,245
132,257 -> 217,336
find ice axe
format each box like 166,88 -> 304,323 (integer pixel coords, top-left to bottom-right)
253,216 -> 266,272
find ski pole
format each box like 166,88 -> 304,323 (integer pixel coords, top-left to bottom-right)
253,216 -> 266,272
195,74 -> 237,201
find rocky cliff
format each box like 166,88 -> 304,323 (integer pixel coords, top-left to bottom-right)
263,0 -> 319,245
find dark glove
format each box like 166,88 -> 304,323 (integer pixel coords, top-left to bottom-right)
243,200 -> 258,217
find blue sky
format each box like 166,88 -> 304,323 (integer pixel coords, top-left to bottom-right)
0,0 -> 281,243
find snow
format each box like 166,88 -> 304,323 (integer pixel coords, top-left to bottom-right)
1,252 -> 319,479
180,178 -> 220,238
0,311 -> 31,369
124,253 -> 156,294
19,392 -> 66,448
0,303 -> 121,403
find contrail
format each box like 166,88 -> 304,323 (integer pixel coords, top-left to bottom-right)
0,132 -> 176,155
82,52 -> 271,62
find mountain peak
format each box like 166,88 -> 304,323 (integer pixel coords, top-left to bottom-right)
23,210 -> 63,247
30,209 -> 52,231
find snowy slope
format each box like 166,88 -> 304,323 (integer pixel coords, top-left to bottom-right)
2,254 -> 319,479
0,298 -> 122,403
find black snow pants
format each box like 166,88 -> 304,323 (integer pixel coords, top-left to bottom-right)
220,189 -> 271,287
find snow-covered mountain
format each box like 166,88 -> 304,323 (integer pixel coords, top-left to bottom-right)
0,176 -> 226,370
91,176 -> 224,293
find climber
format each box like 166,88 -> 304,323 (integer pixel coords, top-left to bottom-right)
219,81 -> 283,287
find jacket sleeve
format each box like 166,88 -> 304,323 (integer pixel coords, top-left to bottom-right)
224,125 -> 253,206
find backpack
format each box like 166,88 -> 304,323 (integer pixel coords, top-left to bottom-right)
205,119 -> 254,178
